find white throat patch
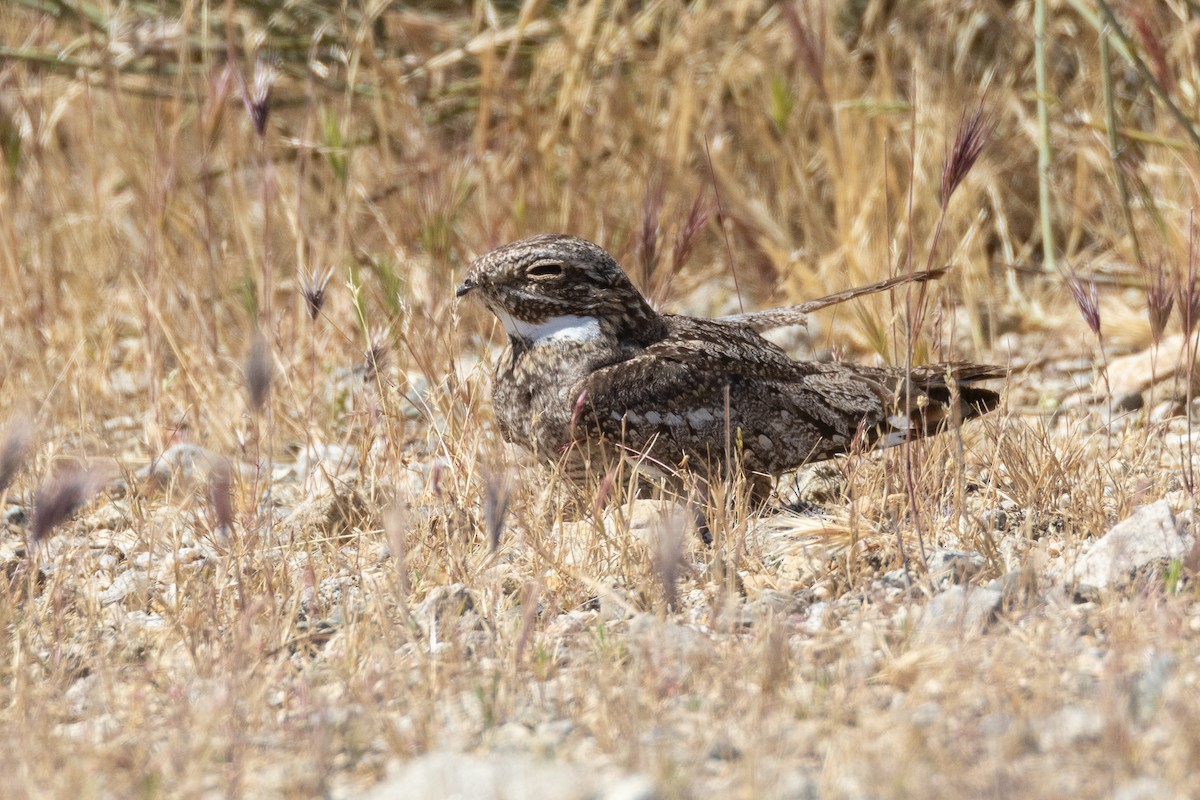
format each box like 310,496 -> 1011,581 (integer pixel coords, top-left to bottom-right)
498,310 -> 603,345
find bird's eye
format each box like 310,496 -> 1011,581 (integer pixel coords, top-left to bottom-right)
526,261 -> 563,279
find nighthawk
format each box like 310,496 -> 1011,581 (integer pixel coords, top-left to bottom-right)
457,234 -> 1001,493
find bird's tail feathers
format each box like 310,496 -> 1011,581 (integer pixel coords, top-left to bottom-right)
877,363 -> 1003,448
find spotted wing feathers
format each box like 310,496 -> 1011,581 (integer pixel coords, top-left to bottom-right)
572,317 -> 1001,475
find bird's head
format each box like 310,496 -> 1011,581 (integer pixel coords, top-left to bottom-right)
456,234 -> 665,346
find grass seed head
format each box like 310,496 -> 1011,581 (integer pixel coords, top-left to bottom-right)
671,191 -> 712,277
301,266 -> 333,322
364,327 -> 390,382
202,64 -> 234,151
1130,8 -> 1173,96
208,460 -> 235,536
245,53 -> 278,138
1178,266 -> 1200,336
652,508 -> 687,610
245,331 -> 274,412
639,177 -> 665,285
30,467 -> 103,544
780,0 -> 828,103
940,101 -> 992,209
1146,258 -> 1174,344
0,417 -> 32,498
484,474 -> 511,553
1060,264 -> 1102,336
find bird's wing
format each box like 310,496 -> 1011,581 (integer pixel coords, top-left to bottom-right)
569,319 -> 886,472
718,268 -> 948,331
571,318 -> 1002,474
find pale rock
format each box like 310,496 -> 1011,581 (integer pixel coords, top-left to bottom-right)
96,569 -> 149,606
1149,399 -> 1185,424
627,613 -> 712,660
1103,333 -> 1198,396
918,584 -> 1001,636
1036,706 -> 1104,751
355,752 -> 656,800
602,775 -> 658,800
1071,500 -> 1190,595
1113,777 -> 1172,800
135,443 -> 229,486
413,583 -> 486,645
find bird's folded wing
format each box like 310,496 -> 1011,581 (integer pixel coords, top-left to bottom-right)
718,268 -> 948,331
571,321 -> 1003,467
568,320 -> 896,458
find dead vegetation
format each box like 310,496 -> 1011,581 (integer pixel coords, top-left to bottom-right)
1,1 -> 1200,797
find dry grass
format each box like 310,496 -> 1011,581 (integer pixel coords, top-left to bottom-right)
2,1 -> 1200,797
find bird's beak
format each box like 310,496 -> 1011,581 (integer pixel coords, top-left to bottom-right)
455,279 -> 475,298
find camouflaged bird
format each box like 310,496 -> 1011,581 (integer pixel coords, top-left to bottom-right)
456,234 -> 1001,491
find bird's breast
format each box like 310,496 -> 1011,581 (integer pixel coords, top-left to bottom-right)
491,337 -> 635,457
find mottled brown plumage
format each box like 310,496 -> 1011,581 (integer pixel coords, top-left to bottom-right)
457,234 -> 1002,488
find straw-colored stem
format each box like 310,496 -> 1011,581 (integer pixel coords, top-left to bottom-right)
1100,32 -> 1141,269
1035,0 -> 1056,272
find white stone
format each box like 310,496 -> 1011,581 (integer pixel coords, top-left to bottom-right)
918,585 -> 1001,636
1072,500 -> 1191,594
